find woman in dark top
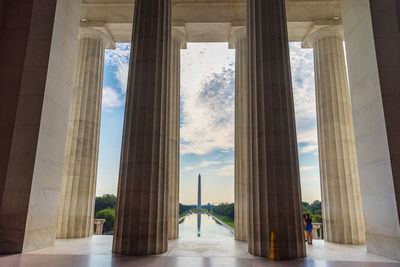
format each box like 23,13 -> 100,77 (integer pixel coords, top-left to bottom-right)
305,213 -> 313,244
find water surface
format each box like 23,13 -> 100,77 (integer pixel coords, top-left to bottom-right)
179,213 -> 233,238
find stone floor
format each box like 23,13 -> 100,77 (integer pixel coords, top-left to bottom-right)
0,236 -> 399,267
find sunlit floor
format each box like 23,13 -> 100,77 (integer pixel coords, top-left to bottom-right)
1,235 -> 399,267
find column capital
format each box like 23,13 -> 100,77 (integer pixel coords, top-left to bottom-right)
171,28 -> 187,49
302,25 -> 343,48
228,27 -> 247,49
79,27 -> 116,49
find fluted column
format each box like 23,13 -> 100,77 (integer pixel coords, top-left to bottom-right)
303,26 -> 366,245
57,28 -> 114,239
112,0 -> 170,256
247,0 -> 305,259
230,27 -> 248,242
167,28 -> 186,240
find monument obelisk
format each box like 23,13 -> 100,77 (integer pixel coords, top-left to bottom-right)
197,174 -> 201,208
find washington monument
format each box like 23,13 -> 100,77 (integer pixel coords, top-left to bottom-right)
197,174 -> 201,208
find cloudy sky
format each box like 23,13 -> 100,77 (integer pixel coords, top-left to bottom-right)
96,42 -> 320,205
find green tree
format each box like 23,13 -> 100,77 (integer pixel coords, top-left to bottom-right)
214,203 -> 226,216
312,214 -> 323,223
95,194 -> 117,213
309,200 -> 321,213
214,203 -> 234,221
95,208 -> 115,233
302,200 -> 323,223
179,203 -> 191,215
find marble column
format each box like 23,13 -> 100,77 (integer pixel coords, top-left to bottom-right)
229,27 -> 248,242
247,0 -> 305,259
167,28 -> 186,240
112,0 -> 170,256
56,28 -> 114,238
303,26 -> 366,245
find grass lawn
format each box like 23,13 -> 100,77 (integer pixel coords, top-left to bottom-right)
179,212 -> 188,218
189,208 -> 208,214
212,213 -> 234,228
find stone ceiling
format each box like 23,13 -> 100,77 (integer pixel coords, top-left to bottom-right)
80,0 -> 342,43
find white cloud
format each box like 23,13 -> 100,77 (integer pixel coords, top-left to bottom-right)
300,165 -> 317,172
102,87 -> 124,109
212,165 -> 234,176
299,144 -> 318,154
183,166 -> 195,171
199,161 -> 222,167
289,43 -> 316,124
101,44 -> 130,112
182,161 -> 223,172
179,43 -> 319,156
297,128 -> 318,144
105,44 -> 130,93
103,43 -> 319,155
180,43 -> 235,155
289,43 -> 319,155
296,128 -> 318,154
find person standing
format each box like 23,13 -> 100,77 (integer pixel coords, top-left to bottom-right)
303,214 -> 307,242
305,213 -> 313,244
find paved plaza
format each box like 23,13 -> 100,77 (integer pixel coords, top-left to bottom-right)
1,236 -> 398,267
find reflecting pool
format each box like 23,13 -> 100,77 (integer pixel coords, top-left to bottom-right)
179,213 -> 234,238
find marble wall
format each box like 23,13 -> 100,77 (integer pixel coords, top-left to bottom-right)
369,0 -> 400,225
342,0 -> 400,260
0,0 -> 80,253
0,0 -> 38,253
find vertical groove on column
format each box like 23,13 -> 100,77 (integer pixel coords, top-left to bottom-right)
167,31 -> 182,240
247,0 -> 305,259
57,37 -> 105,239
314,35 -> 365,245
112,0 -> 170,255
234,35 -> 248,242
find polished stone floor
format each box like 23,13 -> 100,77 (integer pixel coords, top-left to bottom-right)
1,236 -> 399,267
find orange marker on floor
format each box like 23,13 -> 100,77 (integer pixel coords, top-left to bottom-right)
269,232 -> 280,260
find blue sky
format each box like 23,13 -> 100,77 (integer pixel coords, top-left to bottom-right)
96,42 -> 320,205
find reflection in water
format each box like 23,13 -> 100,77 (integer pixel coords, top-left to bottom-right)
197,214 -> 201,237
180,213 -> 233,238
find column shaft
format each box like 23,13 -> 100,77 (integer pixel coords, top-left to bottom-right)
167,29 -> 184,240
113,0 -> 170,255
57,32 -> 106,238
314,35 -> 365,244
247,0 -> 305,259
232,32 -> 249,242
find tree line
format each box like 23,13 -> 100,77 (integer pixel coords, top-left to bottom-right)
94,194 -> 117,233
302,200 -> 322,223
94,196 -> 322,234
209,203 -> 234,221
179,202 -> 234,221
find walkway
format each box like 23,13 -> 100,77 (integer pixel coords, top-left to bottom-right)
208,214 -> 234,233
0,236 -> 399,267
